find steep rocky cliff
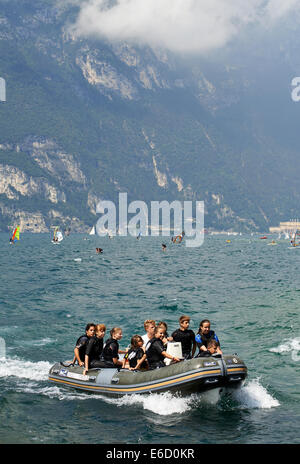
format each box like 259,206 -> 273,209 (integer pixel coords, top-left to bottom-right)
1,0 -> 300,232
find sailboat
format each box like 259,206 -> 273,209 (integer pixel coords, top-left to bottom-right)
10,226 -> 20,244
289,230 -> 300,248
89,226 -> 96,235
52,226 -> 63,244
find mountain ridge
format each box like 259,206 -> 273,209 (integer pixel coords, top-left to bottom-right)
1,0 -> 299,233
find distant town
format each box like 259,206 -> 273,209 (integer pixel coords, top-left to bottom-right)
269,220 -> 300,234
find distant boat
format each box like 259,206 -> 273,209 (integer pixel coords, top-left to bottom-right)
52,226 -> 63,243
260,236 -> 267,239
290,230 -> 300,248
10,226 -> 20,244
89,226 -> 96,235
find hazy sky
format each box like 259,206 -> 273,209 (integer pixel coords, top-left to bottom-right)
70,0 -> 299,54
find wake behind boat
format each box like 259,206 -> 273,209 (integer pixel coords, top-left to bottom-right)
49,353 -> 247,397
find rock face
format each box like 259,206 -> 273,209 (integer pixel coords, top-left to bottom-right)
0,164 -> 66,203
0,134 -> 90,231
1,1 -> 300,232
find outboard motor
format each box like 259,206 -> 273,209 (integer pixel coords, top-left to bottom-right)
221,354 -> 247,388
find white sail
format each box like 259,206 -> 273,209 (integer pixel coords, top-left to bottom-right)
56,231 -> 63,242
89,226 -> 96,235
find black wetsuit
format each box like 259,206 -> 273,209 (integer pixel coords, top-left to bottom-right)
197,351 -> 213,357
146,338 -> 165,369
171,328 -> 195,359
75,334 -> 90,363
125,347 -> 146,369
101,338 -> 119,367
85,336 -> 105,368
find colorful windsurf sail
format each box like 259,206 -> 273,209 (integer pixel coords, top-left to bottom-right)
10,226 -> 20,243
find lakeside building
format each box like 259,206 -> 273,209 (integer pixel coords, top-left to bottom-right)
269,220 -> 300,234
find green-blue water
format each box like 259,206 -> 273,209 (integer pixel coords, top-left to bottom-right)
0,233 -> 299,444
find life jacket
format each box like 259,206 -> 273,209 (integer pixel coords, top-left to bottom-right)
125,347 -> 144,368
195,330 -> 219,347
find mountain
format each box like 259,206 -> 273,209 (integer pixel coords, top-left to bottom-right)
1,0 -> 300,233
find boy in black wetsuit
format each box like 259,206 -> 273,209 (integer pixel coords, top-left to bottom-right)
73,323 -> 96,367
198,339 -> 219,357
171,315 -> 196,359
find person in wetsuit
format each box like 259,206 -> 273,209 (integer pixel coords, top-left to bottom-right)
73,323 -> 96,367
101,327 -> 123,368
141,319 -> 156,350
146,326 -> 180,370
83,324 -> 106,374
122,335 -> 147,370
157,321 -> 172,349
197,339 -> 219,357
171,315 -> 196,359
195,319 -> 223,356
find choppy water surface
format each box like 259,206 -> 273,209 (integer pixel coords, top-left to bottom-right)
0,233 -> 299,444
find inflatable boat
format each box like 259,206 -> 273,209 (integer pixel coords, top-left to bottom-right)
48,354 -> 247,397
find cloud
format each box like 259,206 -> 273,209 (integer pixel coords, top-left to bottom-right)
69,0 -> 300,54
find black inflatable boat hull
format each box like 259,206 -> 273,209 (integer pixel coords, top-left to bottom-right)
49,354 -> 247,397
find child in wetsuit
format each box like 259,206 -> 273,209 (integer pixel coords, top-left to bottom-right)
73,323 -> 96,366
101,327 -> 123,367
198,339 -> 219,357
195,319 -> 223,356
171,315 -> 196,359
157,321 -> 173,348
122,335 -> 147,370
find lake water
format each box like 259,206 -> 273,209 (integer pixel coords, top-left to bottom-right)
0,233 -> 299,444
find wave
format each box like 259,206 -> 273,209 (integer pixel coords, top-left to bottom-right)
232,379 -> 280,409
269,337 -> 300,354
0,357 -> 52,381
23,338 -> 56,347
104,389 -> 221,416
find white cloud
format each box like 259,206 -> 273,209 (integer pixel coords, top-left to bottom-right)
264,0 -> 299,21
69,0 -> 300,54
